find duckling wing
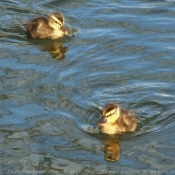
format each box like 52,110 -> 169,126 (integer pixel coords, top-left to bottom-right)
26,17 -> 52,39
122,113 -> 137,131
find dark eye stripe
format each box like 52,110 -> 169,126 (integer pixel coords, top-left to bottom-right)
51,18 -> 62,27
106,109 -> 117,118
55,21 -> 61,26
56,21 -> 61,26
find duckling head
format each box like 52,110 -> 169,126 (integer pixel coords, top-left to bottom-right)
49,12 -> 69,35
102,102 -> 121,124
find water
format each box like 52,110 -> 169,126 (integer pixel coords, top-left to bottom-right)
1,0 -> 175,174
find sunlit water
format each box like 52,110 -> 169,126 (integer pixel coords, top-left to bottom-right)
1,0 -> 175,174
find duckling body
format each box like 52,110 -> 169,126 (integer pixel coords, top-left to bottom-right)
26,12 -> 68,39
99,102 -> 137,134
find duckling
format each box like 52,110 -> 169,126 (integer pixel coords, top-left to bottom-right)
26,12 -> 68,39
99,102 -> 137,134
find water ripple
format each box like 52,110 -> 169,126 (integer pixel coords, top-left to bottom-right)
1,0 -> 175,172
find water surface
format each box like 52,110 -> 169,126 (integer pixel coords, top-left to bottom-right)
1,0 -> 175,174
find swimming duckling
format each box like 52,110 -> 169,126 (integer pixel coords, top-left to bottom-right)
99,102 -> 137,134
26,12 -> 68,39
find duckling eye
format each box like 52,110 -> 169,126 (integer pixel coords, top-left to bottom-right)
106,114 -> 111,118
55,21 -> 61,26
52,18 -> 62,27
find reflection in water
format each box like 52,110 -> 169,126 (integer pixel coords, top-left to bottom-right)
29,39 -> 68,59
86,104 -> 136,162
101,139 -> 121,162
87,128 -> 121,162
87,127 -> 121,162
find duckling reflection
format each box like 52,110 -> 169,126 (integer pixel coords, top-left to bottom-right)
26,12 -> 68,39
39,40 -> 68,59
100,140 -> 120,162
28,39 -> 68,59
99,102 -> 137,134
87,102 -> 137,162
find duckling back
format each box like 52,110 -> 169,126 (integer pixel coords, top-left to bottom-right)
117,109 -> 137,132
26,17 -> 52,39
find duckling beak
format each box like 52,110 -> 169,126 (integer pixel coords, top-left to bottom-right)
60,26 -> 69,35
100,117 -> 107,124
